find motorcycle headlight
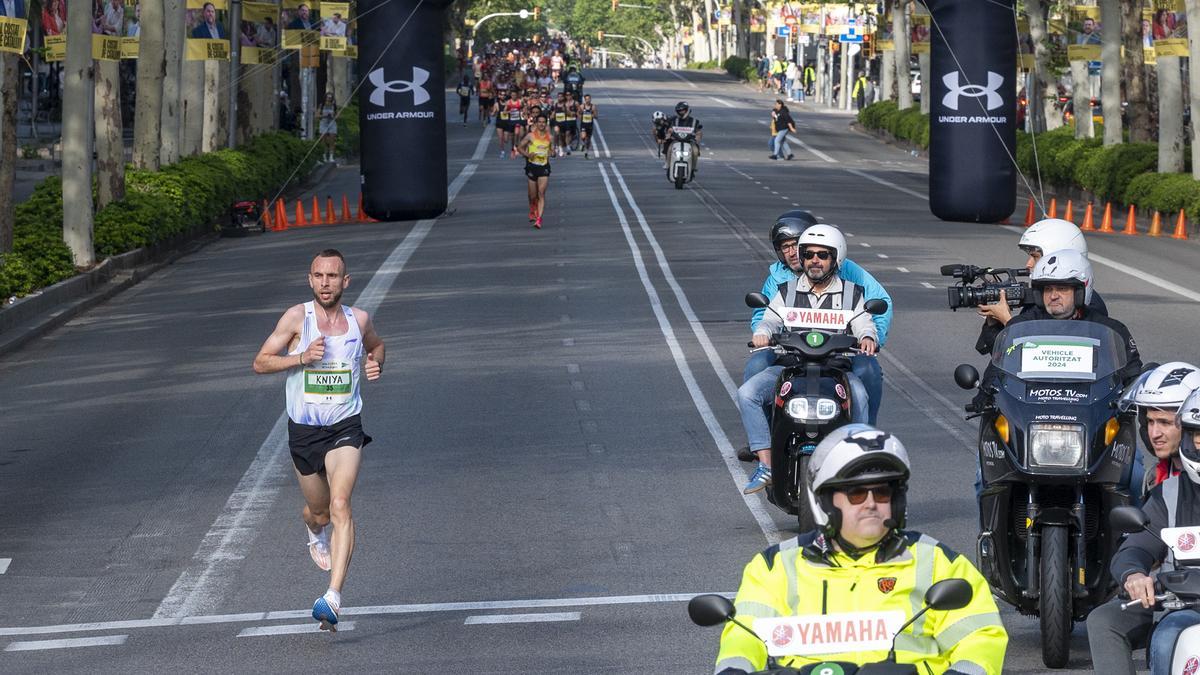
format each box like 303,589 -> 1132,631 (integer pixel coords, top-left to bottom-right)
785,397 -> 838,422
1029,423 -> 1086,468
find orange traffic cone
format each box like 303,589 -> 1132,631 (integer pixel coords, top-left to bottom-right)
1172,209 -> 1190,240
1064,200 -> 1075,224
1023,198 -> 1036,226
1048,197 -> 1058,219
325,196 -> 336,224
1098,202 -> 1114,233
311,196 -> 322,225
295,199 -> 307,226
276,199 -> 289,230
342,194 -> 352,223
357,193 -> 368,222
261,202 -> 273,231
1122,205 -> 1138,235
1148,211 -> 1163,237
1080,203 -> 1095,231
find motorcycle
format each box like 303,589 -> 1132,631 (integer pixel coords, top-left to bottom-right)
1113,506 -> 1200,675
688,578 -> 974,674
954,319 -> 1137,669
666,124 -> 699,189
745,292 -> 887,532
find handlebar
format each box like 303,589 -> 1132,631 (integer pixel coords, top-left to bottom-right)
1121,594 -> 1171,611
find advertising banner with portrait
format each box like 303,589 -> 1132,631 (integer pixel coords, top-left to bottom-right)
877,4 -> 894,51
241,1 -> 279,64
1017,17 -> 1033,69
1149,0 -> 1187,58
1142,8 -> 1157,63
1066,5 -> 1101,62
282,0 -> 320,49
0,0 -> 26,55
43,0 -> 66,61
823,3 -> 849,36
92,0 -> 124,61
120,0 -> 141,59
911,10 -> 931,54
319,1 -> 348,51
798,4 -> 820,34
186,0 -> 230,61
750,9 -> 766,34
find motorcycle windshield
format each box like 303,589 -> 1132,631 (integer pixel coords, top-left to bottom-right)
990,320 -> 1126,383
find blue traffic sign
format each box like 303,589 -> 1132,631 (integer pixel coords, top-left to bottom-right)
777,26 -> 790,37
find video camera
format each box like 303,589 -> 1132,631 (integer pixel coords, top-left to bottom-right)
941,264 -> 1030,311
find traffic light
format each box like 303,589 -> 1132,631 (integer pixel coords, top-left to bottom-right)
598,30 -> 605,41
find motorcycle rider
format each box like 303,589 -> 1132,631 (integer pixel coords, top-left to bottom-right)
1085,385 -> 1200,675
976,218 -> 1109,355
651,110 -> 670,161
746,211 -> 893,425
1120,363 -> 1200,499
714,425 -> 1008,674
738,225 -> 877,494
663,101 -> 702,172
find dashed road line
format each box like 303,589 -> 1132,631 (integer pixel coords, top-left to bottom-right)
667,70 -> 699,88
464,612 -> 581,625
921,282 -> 935,289
897,267 -> 910,273
0,558 -> 10,574
5,635 -> 128,651
877,254 -> 889,259
708,96 -> 736,108
860,242 -> 871,248
238,622 -> 356,637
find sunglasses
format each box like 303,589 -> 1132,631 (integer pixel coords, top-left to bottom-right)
802,250 -> 832,261
842,485 -> 894,505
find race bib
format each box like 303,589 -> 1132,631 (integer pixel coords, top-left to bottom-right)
555,112 -> 566,121
755,611 -> 906,657
582,113 -> 593,122
303,360 -> 353,406
782,308 -> 854,331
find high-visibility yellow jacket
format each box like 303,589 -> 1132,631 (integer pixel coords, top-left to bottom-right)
714,531 -> 1007,675
852,76 -> 869,97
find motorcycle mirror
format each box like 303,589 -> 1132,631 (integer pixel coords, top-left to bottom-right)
923,578 -> 974,611
1109,505 -> 1151,534
687,594 -> 735,627
953,364 -> 980,390
863,298 -> 889,315
745,292 -> 771,309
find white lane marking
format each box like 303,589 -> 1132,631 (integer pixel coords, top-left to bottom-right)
0,558 -> 10,574
464,612 -> 581,625
667,69 -> 698,88
877,254 -> 889,259
154,127 -> 490,620
999,225 -> 1200,304
600,162 -> 781,544
237,621 -> 355,637
5,635 -> 127,651
897,267 -> 910,273
844,167 -> 929,201
0,592 -> 734,637
727,165 -> 755,180
786,133 -> 835,163
921,282 -> 935,289
593,121 -> 613,158
860,242 -> 871,248
709,96 -> 736,108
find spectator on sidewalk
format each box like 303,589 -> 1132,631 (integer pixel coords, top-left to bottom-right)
804,62 -> 816,96
757,54 -> 771,92
853,72 -> 870,110
769,99 -> 796,161
771,57 -> 787,94
786,60 -> 801,102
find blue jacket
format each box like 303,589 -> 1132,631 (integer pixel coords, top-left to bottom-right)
750,259 -> 893,347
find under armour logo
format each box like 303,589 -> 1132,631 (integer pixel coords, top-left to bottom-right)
1162,368 -> 1196,387
368,67 -> 430,107
941,71 -> 1004,112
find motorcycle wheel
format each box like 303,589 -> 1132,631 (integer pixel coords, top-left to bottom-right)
795,455 -> 817,533
674,172 -> 684,190
1039,524 -> 1072,669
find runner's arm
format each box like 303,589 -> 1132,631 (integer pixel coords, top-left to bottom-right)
516,133 -> 532,158
253,305 -> 306,374
356,309 -> 385,379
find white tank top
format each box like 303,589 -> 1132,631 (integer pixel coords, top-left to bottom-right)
285,302 -> 363,426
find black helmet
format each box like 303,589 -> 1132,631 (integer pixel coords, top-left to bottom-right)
769,210 -> 819,264
674,101 -> 689,115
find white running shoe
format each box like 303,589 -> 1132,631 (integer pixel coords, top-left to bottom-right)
306,524 -> 332,572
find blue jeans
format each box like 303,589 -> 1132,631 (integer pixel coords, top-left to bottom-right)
1150,610 -> 1200,674
785,77 -> 795,98
773,129 -> 791,158
737,365 -> 869,451
743,349 -> 777,384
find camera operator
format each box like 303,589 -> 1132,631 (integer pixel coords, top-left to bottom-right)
973,218 -> 1108,355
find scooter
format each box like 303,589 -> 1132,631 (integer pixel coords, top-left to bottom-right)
666,125 -> 698,189
688,578 -> 974,674
745,292 -> 887,532
1113,506 -> 1200,675
954,318 -> 1137,669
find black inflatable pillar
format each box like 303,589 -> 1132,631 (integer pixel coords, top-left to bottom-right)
359,0 -> 452,221
925,0 -> 1017,223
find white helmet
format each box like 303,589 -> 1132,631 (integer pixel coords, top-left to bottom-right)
806,424 -> 911,535
652,110 -> 665,121
1019,218 -> 1088,257
1030,248 -> 1093,308
1177,387 -> 1200,483
1122,362 -> 1200,412
797,223 -> 847,265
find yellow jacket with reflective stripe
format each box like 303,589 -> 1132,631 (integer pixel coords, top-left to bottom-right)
714,531 -> 1007,675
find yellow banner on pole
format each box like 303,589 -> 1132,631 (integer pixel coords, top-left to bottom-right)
92,35 -> 122,61
186,38 -> 231,61
0,16 -> 26,55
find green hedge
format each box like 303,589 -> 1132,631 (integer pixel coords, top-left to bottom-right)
0,132 -> 316,299
857,100 -> 930,149
336,99 -> 360,158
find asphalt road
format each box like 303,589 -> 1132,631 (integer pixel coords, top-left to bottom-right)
3,68 -> 1199,673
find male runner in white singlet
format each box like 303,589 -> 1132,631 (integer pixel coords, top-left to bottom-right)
253,249 -> 385,631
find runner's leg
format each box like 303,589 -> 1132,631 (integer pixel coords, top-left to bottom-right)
295,467 -> 332,534
527,176 -> 538,220
536,175 -> 548,219
322,444 -> 362,595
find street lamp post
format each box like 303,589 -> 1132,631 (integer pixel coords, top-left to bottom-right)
599,32 -> 657,66
468,9 -> 540,58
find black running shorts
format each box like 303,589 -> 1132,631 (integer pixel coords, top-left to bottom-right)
525,162 -> 551,180
287,414 -> 372,476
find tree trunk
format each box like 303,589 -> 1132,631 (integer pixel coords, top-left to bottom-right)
63,3 -> 96,267
1122,0 -> 1151,141
919,52 -> 930,114
1099,0 -> 1122,145
94,60 -> 125,209
841,38 -> 851,110
1158,56 -> 1184,172
134,0 -> 165,170
1188,0 -> 1200,178
182,60 -> 204,156
160,0 -> 184,165
202,59 -> 221,152
331,55 -> 350,107
0,54 -> 17,253
881,49 -> 894,101
702,0 -> 716,62
1027,0 -> 1062,131
1071,61 -> 1094,138
894,0 -> 912,110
